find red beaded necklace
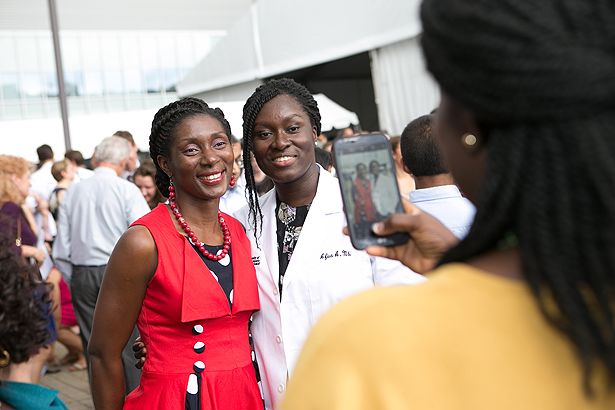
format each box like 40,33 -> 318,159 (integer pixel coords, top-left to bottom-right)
168,182 -> 231,261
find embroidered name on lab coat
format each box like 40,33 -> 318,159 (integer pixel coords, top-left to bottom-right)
320,250 -> 352,261
252,256 -> 260,266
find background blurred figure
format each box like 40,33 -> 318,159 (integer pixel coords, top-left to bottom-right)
0,231 -> 67,409
401,114 -> 475,238
0,155 -> 45,265
368,160 -> 396,216
28,145 -> 56,251
0,155 -> 56,384
390,135 -> 415,198
113,130 -> 139,180
220,135 -> 248,213
53,136 -> 149,393
250,153 -> 274,196
64,150 -> 94,182
133,159 -> 165,210
314,146 -> 333,172
49,159 -> 77,220
30,144 -> 56,202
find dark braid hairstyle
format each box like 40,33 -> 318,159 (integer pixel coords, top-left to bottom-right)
241,78 -> 322,244
421,0 -> 615,389
149,97 -> 232,197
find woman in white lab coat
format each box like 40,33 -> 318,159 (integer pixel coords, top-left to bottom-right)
235,78 -> 425,409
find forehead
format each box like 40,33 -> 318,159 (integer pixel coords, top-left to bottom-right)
134,174 -> 154,185
174,114 -> 227,140
255,94 -> 308,124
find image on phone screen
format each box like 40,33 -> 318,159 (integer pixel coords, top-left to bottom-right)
335,135 -> 407,249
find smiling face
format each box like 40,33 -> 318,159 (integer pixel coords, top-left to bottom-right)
252,94 -> 318,186
157,114 -> 234,202
356,163 -> 368,179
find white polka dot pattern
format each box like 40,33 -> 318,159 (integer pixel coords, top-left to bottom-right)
186,374 -> 198,394
217,249 -> 230,266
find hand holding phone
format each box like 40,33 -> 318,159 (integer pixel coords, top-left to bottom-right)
334,133 -> 409,249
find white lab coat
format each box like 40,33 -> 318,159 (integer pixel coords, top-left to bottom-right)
234,167 -> 425,409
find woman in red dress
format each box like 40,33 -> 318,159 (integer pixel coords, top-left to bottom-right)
352,162 -> 377,223
89,98 -> 262,409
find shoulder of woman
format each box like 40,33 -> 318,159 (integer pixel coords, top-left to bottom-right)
108,225 -> 158,281
0,201 -> 20,214
118,225 -> 156,253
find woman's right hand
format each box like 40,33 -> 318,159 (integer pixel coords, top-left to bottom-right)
364,200 -> 459,274
132,337 -> 147,369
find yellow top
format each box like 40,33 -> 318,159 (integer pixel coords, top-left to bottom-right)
283,263 -> 615,410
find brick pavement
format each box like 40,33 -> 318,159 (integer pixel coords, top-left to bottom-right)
40,342 -> 94,409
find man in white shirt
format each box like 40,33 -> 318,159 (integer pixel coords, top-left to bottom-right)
30,144 -> 58,201
53,136 -> 150,394
401,114 -> 476,238
64,149 -> 95,182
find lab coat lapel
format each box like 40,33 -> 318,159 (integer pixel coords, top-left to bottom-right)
282,168 -> 341,288
258,191 -> 281,293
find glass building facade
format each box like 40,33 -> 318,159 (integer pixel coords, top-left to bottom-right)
0,30 -> 223,120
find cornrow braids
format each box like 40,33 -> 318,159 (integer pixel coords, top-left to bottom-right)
422,0 -> 615,388
241,78 -> 322,244
149,97 -> 232,197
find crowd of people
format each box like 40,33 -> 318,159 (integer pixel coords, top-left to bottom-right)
2,0 -> 615,408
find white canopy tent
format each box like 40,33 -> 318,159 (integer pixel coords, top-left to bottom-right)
177,0 -> 438,135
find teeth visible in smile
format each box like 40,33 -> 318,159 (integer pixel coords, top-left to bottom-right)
202,172 -> 222,181
273,156 -> 293,163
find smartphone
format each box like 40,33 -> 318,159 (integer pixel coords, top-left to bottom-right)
333,133 -> 409,250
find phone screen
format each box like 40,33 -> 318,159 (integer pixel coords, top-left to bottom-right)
334,134 -> 409,249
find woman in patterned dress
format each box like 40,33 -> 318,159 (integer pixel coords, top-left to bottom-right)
89,98 -> 262,410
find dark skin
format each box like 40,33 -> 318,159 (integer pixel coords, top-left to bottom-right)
89,114 -> 235,409
363,93 -> 523,281
252,94 -> 319,207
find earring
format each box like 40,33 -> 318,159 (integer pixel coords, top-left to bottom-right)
461,133 -> 478,150
168,178 -> 175,200
0,349 -> 10,368
229,175 -> 237,188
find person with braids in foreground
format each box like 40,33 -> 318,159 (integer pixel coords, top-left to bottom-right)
235,78 -> 425,409
283,0 -> 615,409
89,98 -> 262,409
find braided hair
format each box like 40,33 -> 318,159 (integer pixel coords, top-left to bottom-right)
149,97 -> 232,197
241,78 -> 322,243
421,0 -> 615,388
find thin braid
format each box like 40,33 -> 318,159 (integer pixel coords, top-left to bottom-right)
242,78 -> 322,245
149,97 -> 232,197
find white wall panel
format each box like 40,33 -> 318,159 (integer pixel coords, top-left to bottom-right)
370,37 -> 439,135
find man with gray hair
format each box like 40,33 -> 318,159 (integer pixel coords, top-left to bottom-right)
53,136 -> 149,394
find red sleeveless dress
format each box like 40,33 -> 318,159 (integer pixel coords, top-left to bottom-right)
124,204 -> 262,410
